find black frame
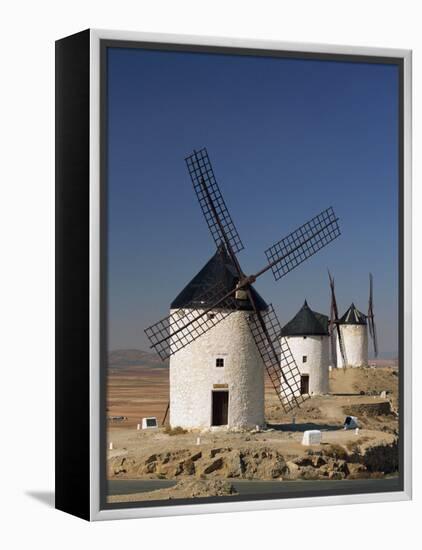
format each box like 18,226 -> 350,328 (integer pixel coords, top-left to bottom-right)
55,31 -> 405,520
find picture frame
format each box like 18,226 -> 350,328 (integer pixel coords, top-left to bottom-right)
55,28 -> 412,521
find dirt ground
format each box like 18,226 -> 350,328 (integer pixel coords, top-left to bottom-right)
107,364 -> 398,428
106,364 -> 399,502
107,367 -> 169,427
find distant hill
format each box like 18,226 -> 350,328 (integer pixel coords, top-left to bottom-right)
108,349 -> 168,368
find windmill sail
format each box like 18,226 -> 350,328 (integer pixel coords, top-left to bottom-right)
185,148 -> 244,255
328,270 -> 347,367
144,280 -> 238,360
264,207 -> 340,281
368,273 -> 378,357
247,304 -> 309,412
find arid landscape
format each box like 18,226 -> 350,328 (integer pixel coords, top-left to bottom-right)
106,350 -> 399,503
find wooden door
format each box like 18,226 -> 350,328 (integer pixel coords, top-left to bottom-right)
300,374 -> 309,395
212,391 -> 229,426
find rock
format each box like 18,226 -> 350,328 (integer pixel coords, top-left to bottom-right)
293,456 -> 314,467
333,460 -> 349,475
343,401 -> 392,417
299,466 -> 320,480
224,451 -> 246,477
176,459 -> 195,476
347,463 -> 368,476
328,471 -> 345,480
362,440 -> 398,473
161,452 -> 171,465
312,455 -> 327,468
269,458 -> 287,479
144,461 -> 157,474
286,461 -> 301,478
203,457 -> 224,474
145,454 -> 158,464
113,457 -> 127,475
190,451 -> 202,462
210,447 -> 231,458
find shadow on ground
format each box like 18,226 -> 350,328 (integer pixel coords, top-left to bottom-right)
26,491 -> 55,508
331,393 -> 364,397
268,422 -> 340,432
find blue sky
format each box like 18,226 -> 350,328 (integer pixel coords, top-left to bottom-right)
107,47 -> 399,356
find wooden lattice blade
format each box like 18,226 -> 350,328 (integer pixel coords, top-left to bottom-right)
247,304 -> 310,413
185,148 -> 244,255
265,207 -> 340,281
144,280 -> 238,361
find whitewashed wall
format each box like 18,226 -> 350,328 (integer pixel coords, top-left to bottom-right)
336,324 -> 368,367
281,335 -> 329,397
169,309 -> 265,429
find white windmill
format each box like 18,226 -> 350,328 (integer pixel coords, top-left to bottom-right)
145,148 -> 341,429
328,272 -> 378,368
280,300 -> 330,396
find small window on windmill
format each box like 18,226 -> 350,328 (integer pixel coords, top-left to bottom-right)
303,336 -> 307,339
302,355 -> 307,363
216,357 -> 225,368
207,312 -> 215,320
177,309 -> 186,318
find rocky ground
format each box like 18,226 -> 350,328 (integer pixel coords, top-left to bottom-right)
107,479 -> 238,503
106,367 -> 399,503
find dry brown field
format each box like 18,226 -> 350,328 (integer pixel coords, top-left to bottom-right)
106,363 -> 398,429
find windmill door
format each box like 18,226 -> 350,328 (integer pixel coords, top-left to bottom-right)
212,391 -> 229,426
300,374 -> 309,395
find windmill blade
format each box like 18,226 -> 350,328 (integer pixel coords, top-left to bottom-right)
264,207 -> 340,282
328,270 -> 348,367
247,303 -> 310,413
368,273 -> 378,357
185,148 -> 244,255
329,285 -> 337,367
370,319 -> 378,357
144,280 -> 238,361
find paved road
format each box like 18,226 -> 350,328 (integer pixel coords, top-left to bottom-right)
108,477 -> 400,497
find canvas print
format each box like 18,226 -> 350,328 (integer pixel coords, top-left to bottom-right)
104,45 -> 400,506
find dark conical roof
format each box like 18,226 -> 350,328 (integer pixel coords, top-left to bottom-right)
338,303 -> 367,325
281,300 -> 329,336
171,245 -> 268,311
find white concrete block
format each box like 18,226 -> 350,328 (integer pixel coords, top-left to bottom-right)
302,430 -> 322,445
142,417 -> 158,429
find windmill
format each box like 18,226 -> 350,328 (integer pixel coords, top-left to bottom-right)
329,271 -> 378,368
144,148 -> 341,426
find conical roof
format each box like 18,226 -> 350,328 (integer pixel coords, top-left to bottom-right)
338,303 -> 367,325
281,300 -> 329,336
171,245 -> 268,311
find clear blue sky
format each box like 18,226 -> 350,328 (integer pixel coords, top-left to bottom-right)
107,46 -> 399,357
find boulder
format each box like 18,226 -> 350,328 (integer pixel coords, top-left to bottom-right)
202,457 -> 224,474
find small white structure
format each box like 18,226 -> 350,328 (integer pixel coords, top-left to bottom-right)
142,417 -> 158,429
169,246 -> 266,430
336,303 -> 368,368
302,430 -> 322,445
280,301 -> 329,398
344,415 -> 359,430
